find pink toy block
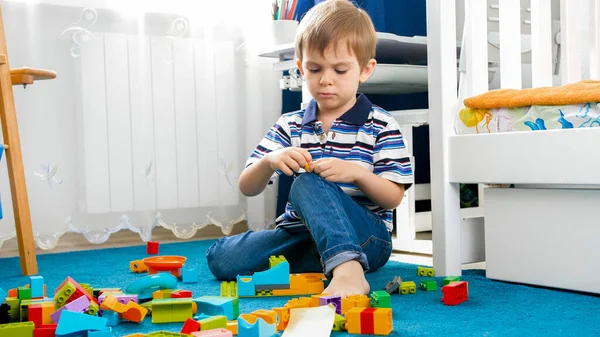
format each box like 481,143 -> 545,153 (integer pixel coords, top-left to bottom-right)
51,295 -> 91,323
192,328 -> 233,337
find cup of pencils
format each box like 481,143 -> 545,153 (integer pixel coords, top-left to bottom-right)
272,0 -> 299,46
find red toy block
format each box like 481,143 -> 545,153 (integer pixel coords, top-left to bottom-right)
34,324 -> 57,337
172,290 -> 193,298
181,318 -> 201,334
29,304 -> 43,327
360,307 -> 376,335
442,281 -> 468,306
147,241 -> 159,255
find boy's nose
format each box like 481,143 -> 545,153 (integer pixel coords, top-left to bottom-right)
319,72 -> 333,85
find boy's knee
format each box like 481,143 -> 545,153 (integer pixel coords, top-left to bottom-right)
290,173 -> 333,197
206,239 -> 238,281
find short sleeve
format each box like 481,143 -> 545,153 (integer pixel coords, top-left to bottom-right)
245,116 -> 292,183
372,118 -> 414,189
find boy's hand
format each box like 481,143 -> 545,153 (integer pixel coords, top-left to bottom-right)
309,158 -> 367,183
266,148 -> 312,176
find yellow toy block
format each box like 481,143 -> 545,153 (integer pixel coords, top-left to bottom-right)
269,255 -> 287,268
373,308 -> 393,335
153,289 -> 173,299
341,294 -> 370,315
417,266 -> 435,277
400,281 -> 417,295
332,314 -> 346,331
345,307 -> 363,334
272,273 -> 325,296
220,281 -> 237,297
310,294 -> 325,307
226,320 -> 238,335
199,315 -> 227,330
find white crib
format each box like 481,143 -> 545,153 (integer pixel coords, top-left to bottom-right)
428,0 -> 600,294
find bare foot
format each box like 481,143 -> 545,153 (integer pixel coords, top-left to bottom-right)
322,260 -> 370,298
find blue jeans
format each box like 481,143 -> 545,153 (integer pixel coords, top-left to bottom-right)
205,173 -> 393,280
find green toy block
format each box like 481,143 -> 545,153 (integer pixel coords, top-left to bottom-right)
54,282 -> 76,307
442,276 -> 461,286
147,332 -> 191,336
370,290 -> 392,308
420,280 -> 437,291
220,281 -> 237,297
0,321 -> 34,337
199,315 -> 227,330
269,255 -> 287,268
17,287 -> 31,301
152,298 -> 193,323
400,281 -> 417,295
417,266 -> 435,277
332,314 -> 346,331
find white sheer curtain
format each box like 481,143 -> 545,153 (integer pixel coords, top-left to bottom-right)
0,0 -> 281,249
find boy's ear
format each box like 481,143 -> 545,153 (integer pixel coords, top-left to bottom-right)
359,58 -> 377,83
296,59 -> 304,76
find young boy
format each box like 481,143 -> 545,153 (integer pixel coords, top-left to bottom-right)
206,0 -> 413,297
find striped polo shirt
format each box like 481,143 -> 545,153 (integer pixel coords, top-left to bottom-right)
246,93 -> 414,231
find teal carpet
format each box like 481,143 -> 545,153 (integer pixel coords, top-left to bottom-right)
1,240 -> 599,336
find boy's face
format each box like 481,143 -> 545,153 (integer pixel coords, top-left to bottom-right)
297,42 -> 376,116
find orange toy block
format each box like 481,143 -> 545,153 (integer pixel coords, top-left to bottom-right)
250,310 -> 277,325
272,307 -> 290,331
226,320 -> 238,335
100,294 -> 148,323
272,273 -> 325,296
346,307 -> 392,335
341,294 -> 371,315
28,303 -> 54,327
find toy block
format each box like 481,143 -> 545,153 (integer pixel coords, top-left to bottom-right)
250,310 -> 277,325
319,295 -> 342,314
172,290 -> 193,298
130,260 -> 149,273
192,328 -> 233,336
199,315 -> 227,330
360,307 -> 376,334
28,302 -> 54,327
0,321 -> 34,336
271,307 -> 289,331
238,315 -> 276,337
226,320 -> 238,335
121,302 -> 149,323
0,303 -> 10,324
4,297 -> 19,322
253,256 -> 290,289
55,310 -> 108,335
152,298 -> 193,323
0,287 -> 6,304
220,281 -> 237,297
373,308 -> 393,335
80,283 -> 94,297
89,327 -> 113,337
341,294 -> 371,315
181,317 -> 201,334
19,298 -> 54,322
194,296 -> 239,320
383,276 -> 402,294
442,281 -> 468,306
442,276 -> 461,286
147,241 -> 159,254
345,307 -> 363,334
400,281 -> 417,295
153,289 -> 174,299
183,264 -> 199,284
94,288 -> 122,298
370,291 -> 391,308
284,297 -> 312,309
51,294 -> 91,323
18,286 -> 31,300
333,313 -> 346,331
147,332 -> 193,337
33,323 -> 57,337
101,309 -> 121,326
272,273 -> 325,296
420,280 -> 437,292
417,266 -> 435,277
236,276 -> 256,297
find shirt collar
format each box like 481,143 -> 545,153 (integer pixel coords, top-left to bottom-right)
301,93 -> 373,126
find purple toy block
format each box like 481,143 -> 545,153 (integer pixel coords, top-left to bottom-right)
51,295 -> 91,323
319,295 -> 342,314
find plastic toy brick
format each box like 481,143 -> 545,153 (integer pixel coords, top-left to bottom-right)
420,280 -> 437,292
373,308 -> 393,335
33,323 -> 57,337
383,276 -> 402,294
99,292 -> 138,305
360,307 -> 376,334
4,297 -> 19,322
370,291 -> 391,308
94,288 -> 122,298
172,290 -> 193,298
51,294 -> 91,323
0,303 -> 10,324
345,307 -> 362,334
271,307 -> 289,331
29,276 -> 44,299
400,281 -> 417,295
272,273 -> 325,296
181,317 -> 201,334
192,328 -> 233,336
417,267 -> 435,277
100,294 -> 148,323
18,286 -> 31,300
130,260 -> 149,273
220,281 -> 237,297
285,297 -> 312,309
226,320 -> 238,335
253,256 -> 290,290
0,287 -> 6,304
125,273 -> 178,300
194,296 -> 239,321
319,294 -> 342,314
55,310 -> 108,335
19,298 -> 54,322
341,294 -> 371,315
152,298 -> 193,323
101,309 -> 121,326
153,289 -> 174,299
346,307 -> 392,335
0,321 -> 34,336
183,264 -> 199,284
88,327 -> 113,337
250,310 -> 277,325
147,241 -> 159,254
236,276 -> 256,297
28,302 -> 54,327
442,276 -> 461,286
332,313 -> 346,331
199,315 -> 227,330
146,332 -> 193,336
80,283 -> 94,296
442,281 -> 468,306
54,277 -> 98,313
237,315 -> 276,337
7,288 -> 18,298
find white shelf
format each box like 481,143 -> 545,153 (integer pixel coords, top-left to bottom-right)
360,64 -> 428,94
390,108 -> 428,125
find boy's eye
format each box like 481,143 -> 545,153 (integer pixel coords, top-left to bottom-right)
308,68 -> 321,73
335,70 -> 348,74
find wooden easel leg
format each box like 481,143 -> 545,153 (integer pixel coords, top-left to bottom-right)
0,8 -> 38,275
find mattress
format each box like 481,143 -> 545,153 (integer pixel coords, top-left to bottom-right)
456,102 -> 600,134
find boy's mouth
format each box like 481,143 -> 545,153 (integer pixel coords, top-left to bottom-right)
318,93 -> 335,98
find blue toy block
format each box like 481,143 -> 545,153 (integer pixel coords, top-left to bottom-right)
236,276 -> 256,297
238,316 -> 276,337
88,327 -> 112,337
29,276 -> 44,298
55,310 -> 108,335
182,264 -> 199,284
101,309 -> 121,326
252,261 -> 290,289
193,296 -> 239,320
0,287 -> 6,304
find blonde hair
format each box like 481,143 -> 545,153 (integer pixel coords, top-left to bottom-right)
295,0 -> 376,69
